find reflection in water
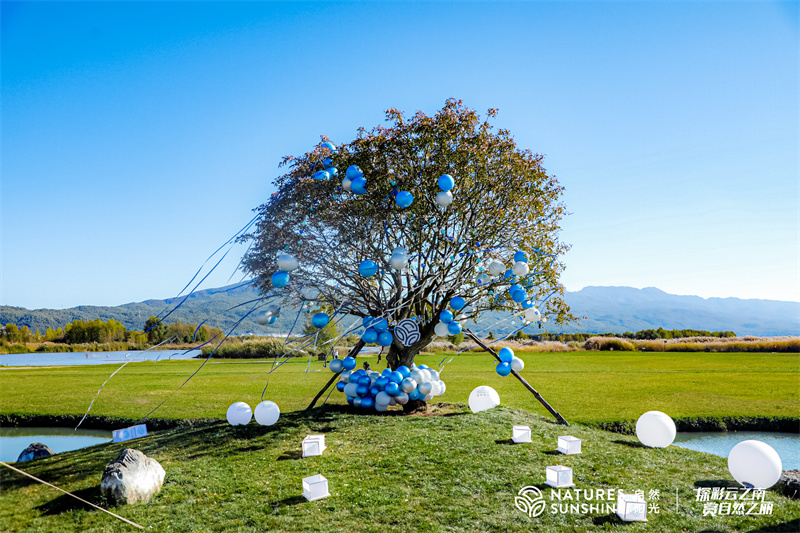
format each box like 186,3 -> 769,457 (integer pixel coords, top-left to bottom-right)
673,431 -> 799,470
0,427 -> 112,463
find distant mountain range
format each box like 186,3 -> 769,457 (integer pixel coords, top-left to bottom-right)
1,284 -> 797,337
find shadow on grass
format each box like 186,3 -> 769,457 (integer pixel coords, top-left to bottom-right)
272,495 -> 307,507
542,450 -> 562,456
694,479 -> 740,488
612,440 -> 647,449
591,513 -> 630,526
495,438 -> 516,445
35,486 -> 104,516
276,450 -> 302,461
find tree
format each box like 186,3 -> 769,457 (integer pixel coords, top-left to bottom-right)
242,99 -> 572,411
144,316 -> 169,344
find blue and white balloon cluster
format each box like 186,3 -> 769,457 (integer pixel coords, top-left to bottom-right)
494,347 -> 525,377
271,253 -> 299,289
342,165 -> 368,195
360,316 -> 394,347
329,357 -> 446,411
433,296 -> 466,337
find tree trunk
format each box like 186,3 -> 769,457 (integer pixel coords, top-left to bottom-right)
385,329 -> 435,415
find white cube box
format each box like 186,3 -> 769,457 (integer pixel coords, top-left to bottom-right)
512,425 -> 531,443
545,465 -> 574,488
557,435 -> 581,454
616,492 -> 647,522
302,435 -> 327,458
302,474 -> 330,501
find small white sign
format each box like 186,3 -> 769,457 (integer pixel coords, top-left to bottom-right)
112,424 -> 148,443
512,425 -> 531,443
302,474 -> 330,501
302,435 -> 327,457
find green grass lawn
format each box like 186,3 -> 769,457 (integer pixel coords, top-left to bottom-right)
2,405 -> 799,533
1,351 -> 797,424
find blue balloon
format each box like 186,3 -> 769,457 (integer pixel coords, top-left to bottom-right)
346,165 -> 363,179
417,364 -> 429,370
381,368 -> 392,377
313,170 -> 330,180
439,310 -> 453,324
510,284 -> 524,293
270,271 -> 289,288
327,167 -> 338,178
321,142 -> 336,151
268,315 -> 277,324
346,396 -> 354,405
342,356 -> 357,370
369,386 -> 380,397
330,359 -> 344,373
514,251 -> 527,263
312,312 -> 329,328
358,260 -> 378,277
450,296 -> 466,310
498,347 -> 514,363
388,371 -> 404,384
356,384 -> 369,397
323,158 -> 334,168
512,290 -> 527,303
504,269 -> 514,279
361,396 -> 375,409
409,389 -> 422,401
363,316 -> 375,327
447,321 -> 462,335
522,300 -> 533,309
358,375 -> 371,387
378,331 -> 393,347
438,174 -> 454,191
372,318 -> 389,333
395,191 -> 414,208
351,369 -> 365,377
362,328 -> 378,344
385,382 -> 401,396
336,381 -> 346,392
350,176 -> 367,194
397,365 -> 411,379
375,376 -> 388,389
496,362 -> 512,377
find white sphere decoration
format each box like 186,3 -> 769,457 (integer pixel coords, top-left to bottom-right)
226,402 -> 252,426
342,177 -> 352,191
468,386 -> 501,413
395,392 -> 410,405
392,247 -> 408,257
635,411 -> 676,448
435,190 -> 453,207
390,253 -> 408,270
728,440 -> 783,488
512,261 -> 530,276
277,254 -> 299,271
418,381 -> 432,395
428,369 -> 440,381
434,322 -> 450,337
401,378 -> 417,393
510,356 -> 525,372
524,307 -> 541,322
255,310 -> 272,326
340,369 -> 351,383
488,261 -> 505,276
419,369 -> 432,383
410,369 -> 425,383
254,401 -> 281,426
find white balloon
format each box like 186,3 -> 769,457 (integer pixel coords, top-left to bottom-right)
510,356 -> 524,372
428,369 -> 440,381
635,411 -> 676,448
434,322 -> 450,337
390,253 -> 408,270
389,397 -> 397,406
424,394 -> 433,401
226,402 -> 252,426
395,392 -> 410,405
277,254 -> 299,271
439,381 -> 447,394
410,369 -> 425,383
254,401 -> 281,426
524,307 -> 541,322
344,383 -> 359,398
418,381 -> 432,395
255,310 -> 272,325
429,381 -> 442,396
375,391 -> 391,406
375,403 -> 387,412
419,369 -> 432,383
435,190 -> 453,207
512,261 -> 529,276
468,386 -> 500,413
728,440 -> 783,488
342,177 -> 352,191
340,369 -> 351,383
488,261 -> 505,276
392,247 -> 408,257
401,378 -> 417,393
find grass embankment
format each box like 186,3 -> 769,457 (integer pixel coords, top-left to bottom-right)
0,351 -> 797,427
2,405 -> 800,533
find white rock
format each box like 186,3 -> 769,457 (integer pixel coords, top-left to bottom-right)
101,448 -> 165,504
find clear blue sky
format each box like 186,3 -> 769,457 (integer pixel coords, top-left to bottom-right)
2,1 -> 798,310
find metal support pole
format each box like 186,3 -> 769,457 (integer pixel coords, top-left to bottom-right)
464,329 -> 569,425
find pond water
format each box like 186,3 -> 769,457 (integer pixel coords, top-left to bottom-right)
0,349 -> 201,367
0,427 -> 112,463
673,431 -> 800,470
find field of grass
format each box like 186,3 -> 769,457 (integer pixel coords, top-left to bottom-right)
2,405 -> 800,533
1,351 -> 797,425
